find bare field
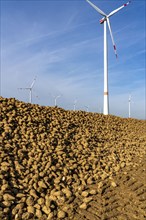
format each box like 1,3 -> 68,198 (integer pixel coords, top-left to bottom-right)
0,97 -> 146,220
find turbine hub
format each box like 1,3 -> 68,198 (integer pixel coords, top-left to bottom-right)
100,17 -> 106,24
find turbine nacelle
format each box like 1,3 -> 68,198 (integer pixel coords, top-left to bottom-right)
100,17 -> 106,24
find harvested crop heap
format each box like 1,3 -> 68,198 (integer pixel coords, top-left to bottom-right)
0,97 -> 146,220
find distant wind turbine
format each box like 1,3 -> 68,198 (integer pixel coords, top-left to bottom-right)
86,0 -> 131,115
128,94 -> 131,118
73,99 -> 77,111
18,76 -> 37,103
54,95 -> 61,107
85,105 -> 89,112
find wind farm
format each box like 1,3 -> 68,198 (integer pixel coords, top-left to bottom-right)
1,0 -> 145,119
0,1 -> 145,219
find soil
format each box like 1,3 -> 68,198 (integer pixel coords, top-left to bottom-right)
72,155 -> 146,220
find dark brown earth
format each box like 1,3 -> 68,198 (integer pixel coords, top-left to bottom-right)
0,97 -> 146,220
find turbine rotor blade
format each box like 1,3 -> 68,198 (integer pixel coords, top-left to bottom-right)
30,76 -> 36,88
107,18 -> 118,58
86,0 -> 107,17
18,88 -> 30,90
107,1 -> 131,18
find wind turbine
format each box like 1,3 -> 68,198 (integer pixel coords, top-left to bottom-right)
86,0 -> 131,115
18,76 -> 37,103
73,98 -> 77,111
128,94 -> 131,118
85,105 -> 89,112
54,95 -> 61,107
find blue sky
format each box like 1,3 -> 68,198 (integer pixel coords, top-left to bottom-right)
1,0 -> 145,119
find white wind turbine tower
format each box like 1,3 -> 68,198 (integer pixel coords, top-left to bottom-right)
18,76 -> 37,104
73,98 -> 77,111
128,94 -> 131,118
86,0 -> 131,115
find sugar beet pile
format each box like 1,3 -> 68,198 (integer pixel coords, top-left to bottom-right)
0,97 -> 146,220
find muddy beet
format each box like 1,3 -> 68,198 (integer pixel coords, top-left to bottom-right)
0,97 -> 146,219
